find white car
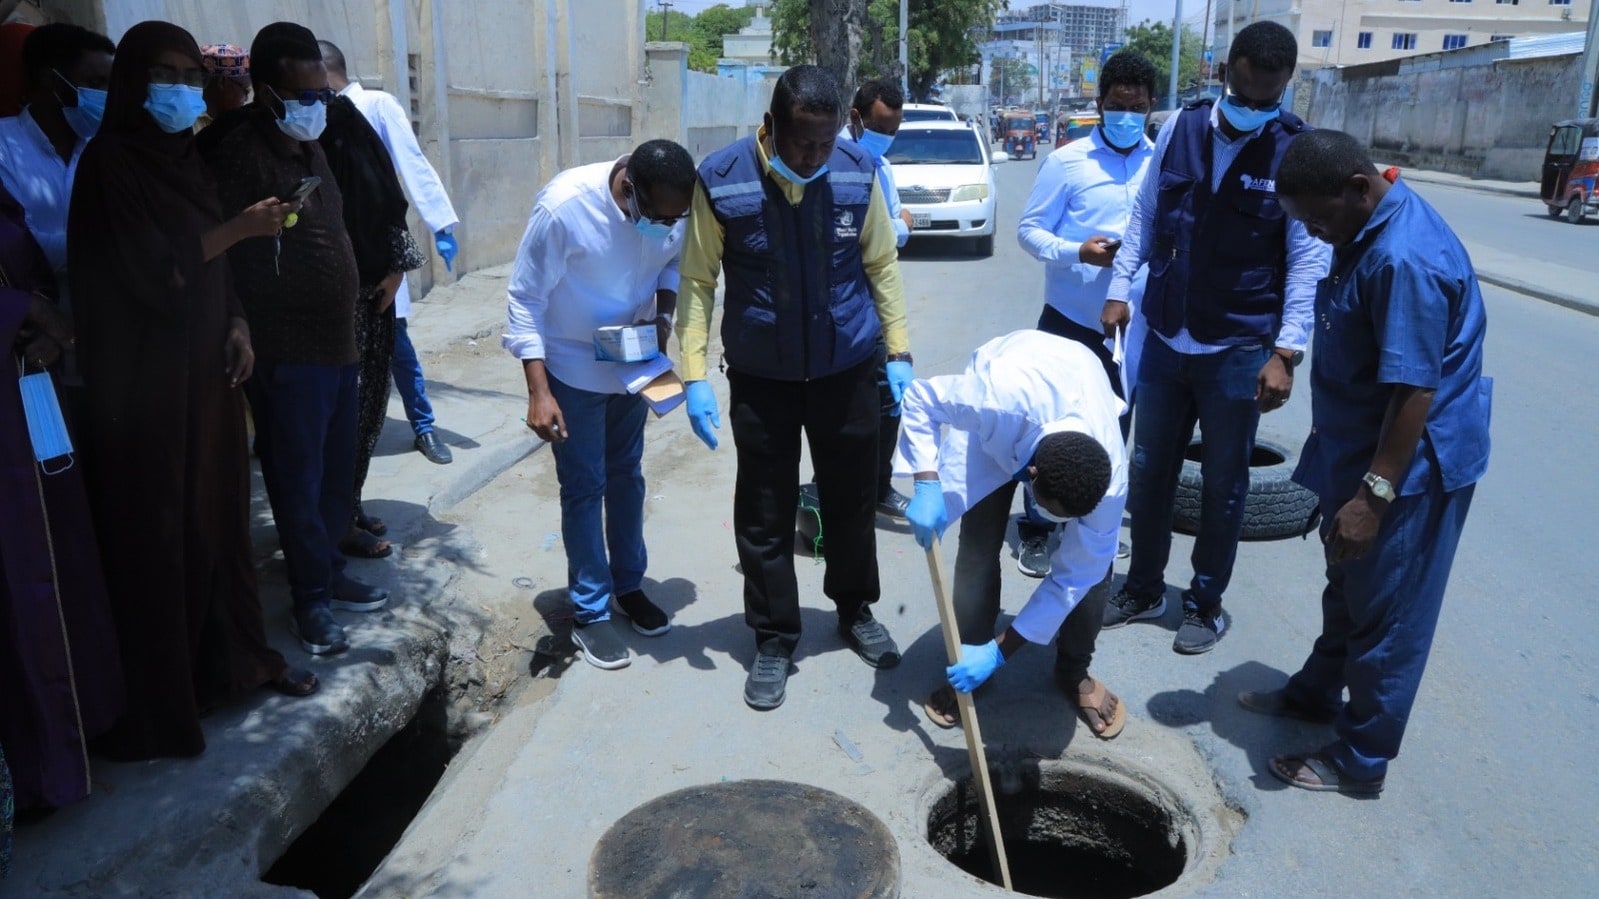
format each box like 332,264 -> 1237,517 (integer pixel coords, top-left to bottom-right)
887,121 -> 1001,256
901,102 -> 958,123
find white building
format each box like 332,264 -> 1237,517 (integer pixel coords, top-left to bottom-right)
1210,0 -> 1592,70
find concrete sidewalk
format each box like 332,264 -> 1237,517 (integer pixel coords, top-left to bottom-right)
1387,164 -> 1539,201
2,264 -> 541,899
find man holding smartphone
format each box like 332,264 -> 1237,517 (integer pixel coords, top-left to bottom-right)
1014,51 -> 1158,579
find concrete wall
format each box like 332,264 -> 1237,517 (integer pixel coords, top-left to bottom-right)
1308,52 -> 1580,180
643,42 -> 774,160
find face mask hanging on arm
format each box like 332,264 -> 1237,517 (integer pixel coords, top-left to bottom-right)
19,370 -> 75,474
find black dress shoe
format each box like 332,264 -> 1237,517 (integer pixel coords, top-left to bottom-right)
416,431 -> 453,464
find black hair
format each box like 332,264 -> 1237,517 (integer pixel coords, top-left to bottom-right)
21,23 -> 115,86
1032,432 -> 1112,520
251,22 -> 322,88
317,40 -> 347,78
1099,51 -> 1158,101
852,78 -> 904,115
770,64 -> 842,128
626,139 -> 696,196
1276,129 -> 1379,199
1228,21 -> 1298,72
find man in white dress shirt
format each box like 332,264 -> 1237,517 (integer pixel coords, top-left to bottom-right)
1014,51 -> 1158,579
900,330 -> 1130,740
0,24 -> 114,391
321,40 -> 459,465
503,140 -> 695,671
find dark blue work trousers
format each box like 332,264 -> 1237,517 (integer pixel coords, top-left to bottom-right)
1285,479 -> 1476,781
245,360 -> 359,609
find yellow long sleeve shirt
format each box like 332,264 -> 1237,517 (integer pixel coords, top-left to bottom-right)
675,126 -> 910,381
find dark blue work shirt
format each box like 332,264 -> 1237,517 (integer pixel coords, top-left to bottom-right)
1293,179 -> 1492,501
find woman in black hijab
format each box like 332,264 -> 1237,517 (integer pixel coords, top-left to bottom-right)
68,20 -> 317,761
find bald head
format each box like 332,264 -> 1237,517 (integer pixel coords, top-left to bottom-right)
317,39 -> 347,88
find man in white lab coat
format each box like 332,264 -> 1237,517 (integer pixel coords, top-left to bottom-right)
321,40 -> 459,465
899,330 -> 1130,739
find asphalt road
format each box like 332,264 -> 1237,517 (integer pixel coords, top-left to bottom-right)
1403,179 -> 1599,276
905,155 -> 1599,894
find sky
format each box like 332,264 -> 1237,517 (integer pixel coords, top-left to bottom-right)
660,1 -> 1210,38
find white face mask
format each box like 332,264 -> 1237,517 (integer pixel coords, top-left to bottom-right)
1030,480 -> 1072,524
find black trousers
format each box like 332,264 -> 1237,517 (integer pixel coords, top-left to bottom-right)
872,336 -> 899,502
729,357 -> 881,652
954,478 -> 1113,684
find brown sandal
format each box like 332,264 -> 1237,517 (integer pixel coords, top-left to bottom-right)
1075,677 -> 1126,740
270,667 -> 319,697
922,685 -> 960,729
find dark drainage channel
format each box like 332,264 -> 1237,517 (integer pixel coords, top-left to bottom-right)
263,688 -> 456,898
929,765 -> 1188,899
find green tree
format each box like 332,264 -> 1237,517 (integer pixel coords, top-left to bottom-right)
1121,20 -> 1204,104
645,8 -> 724,73
771,0 -> 1003,100
693,3 -> 758,61
990,58 -> 1033,104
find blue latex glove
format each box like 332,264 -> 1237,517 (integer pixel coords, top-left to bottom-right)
885,359 -> 914,405
947,639 -> 1005,693
906,479 -> 948,549
685,380 -> 720,450
435,229 -> 459,271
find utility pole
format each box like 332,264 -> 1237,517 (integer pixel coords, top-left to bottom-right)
1581,3 -> 1599,116
900,0 -> 909,96
1169,0 -> 1184,110
658,0 -> 673,41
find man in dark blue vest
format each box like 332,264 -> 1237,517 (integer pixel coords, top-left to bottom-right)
676,65 -> 915,710
1098,22 -> 1329,654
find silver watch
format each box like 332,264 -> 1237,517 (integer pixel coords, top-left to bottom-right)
1361,471 -> 1396,503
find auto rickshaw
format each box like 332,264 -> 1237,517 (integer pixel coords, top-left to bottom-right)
1056,113 -> 1100,148
1541,118 -> 1599,223
1034,111 -> 1051,144
1003,111 -> 1037,160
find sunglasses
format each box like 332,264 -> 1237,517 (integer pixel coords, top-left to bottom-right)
149,65 -> 207,89
270,85 -> 336,107
1223,87 -> 1282,113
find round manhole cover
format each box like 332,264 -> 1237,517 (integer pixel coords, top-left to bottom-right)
590,779 -> 900,899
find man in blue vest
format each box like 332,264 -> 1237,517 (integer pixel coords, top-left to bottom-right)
1100,22 -> 1330,654
677,65 -> 914,711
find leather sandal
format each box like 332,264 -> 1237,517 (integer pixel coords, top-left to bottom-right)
270,667 -> 319,697
1075,676 -> 1127,740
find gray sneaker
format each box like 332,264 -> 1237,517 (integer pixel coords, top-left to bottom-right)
1101,587 -> 1166,629
840,615 -> 900,668
744,645 -> 792,710
571,620 -> 631,670
1017,535 -> 1050,578
1173,601 -> 1226,655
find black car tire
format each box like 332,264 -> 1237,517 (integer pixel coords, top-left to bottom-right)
1566,197 -> 1586,224
975,234 -> 994,256
1171,436 -> 1320,542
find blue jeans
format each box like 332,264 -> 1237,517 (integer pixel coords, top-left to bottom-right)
1285,482 -> 1474,781
245,361 -> 358,608
547,375 -> 648,624
1124,333 -> 1266,612
390,317 -> 435,437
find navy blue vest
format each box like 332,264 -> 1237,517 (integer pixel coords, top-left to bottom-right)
1143,100 -> 1308,346
699,135 -> 880,381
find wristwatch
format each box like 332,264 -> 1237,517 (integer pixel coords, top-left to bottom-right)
886,352 -> 913,364
1361,471 -> 1396,503
1273,347 -> 1305,369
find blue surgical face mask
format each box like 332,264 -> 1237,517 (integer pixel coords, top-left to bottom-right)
627,189 -> 675,240
272,88 -> 328,141
1030,481 -> 1073,524
144,83 -> 207,133
1219,94 -> 1280,133
19,371 -> 75,475
54,71 -> 105,139
1099,110 -> 1146,150
856,127 -> 895,160
768,125 -> 828,185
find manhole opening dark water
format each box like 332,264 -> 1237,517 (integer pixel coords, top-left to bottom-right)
927,765 -> 1188,899
1182,441 -> 1286,467
263,688 -> 456,898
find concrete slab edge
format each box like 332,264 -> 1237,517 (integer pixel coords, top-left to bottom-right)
427,425 -> 544,513
1476,269 -> 1599,318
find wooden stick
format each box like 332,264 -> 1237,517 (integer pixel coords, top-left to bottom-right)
925,542 -> 1013,892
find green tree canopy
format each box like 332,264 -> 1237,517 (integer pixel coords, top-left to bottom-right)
771,0 -> 1003,100
646,4 -> 758,74
1122,20 -> 1204,105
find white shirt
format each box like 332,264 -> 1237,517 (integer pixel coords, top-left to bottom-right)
1018,124 -> 1152,332
341,81 -> 460,317
1110,104 -> 1327,355
839,125 -> 909,248
502,160 -> 683,394
894,331 -> 1129,644
0,109 -> 86,275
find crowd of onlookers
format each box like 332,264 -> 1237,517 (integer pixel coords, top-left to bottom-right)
0,18 -> 464,861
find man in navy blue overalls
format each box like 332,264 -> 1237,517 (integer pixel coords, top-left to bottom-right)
1101,22 -> 1330,654
1239,131 -> 1491,795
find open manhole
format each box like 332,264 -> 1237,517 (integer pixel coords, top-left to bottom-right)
1173,436 -> 1320,541
926,759 -> 1201,898
591,779 -> 899,898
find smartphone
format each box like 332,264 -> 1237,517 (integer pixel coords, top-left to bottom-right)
280,175 -> 322,205
1102,238 -> 1123,251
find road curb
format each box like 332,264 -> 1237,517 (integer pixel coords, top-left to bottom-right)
1476,269 -> 1599,318
428,426 -> 544,513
